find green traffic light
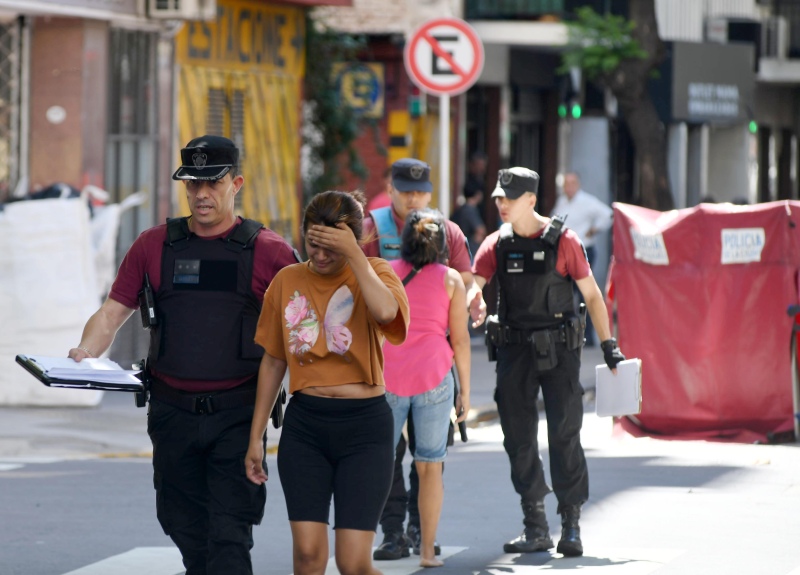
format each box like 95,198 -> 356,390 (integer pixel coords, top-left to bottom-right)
571,104 -> 582,119
748,120 -> 757,134
558,104 -> 567,118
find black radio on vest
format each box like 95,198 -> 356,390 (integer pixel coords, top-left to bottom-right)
138,273 -> 158,329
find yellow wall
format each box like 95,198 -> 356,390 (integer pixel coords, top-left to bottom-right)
174,0 -> 305,243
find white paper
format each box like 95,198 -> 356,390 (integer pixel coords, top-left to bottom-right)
25,355 -> 142,385
595,358 -> 642,417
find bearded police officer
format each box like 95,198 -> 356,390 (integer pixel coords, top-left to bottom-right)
68,135 -> 300,574
471,167 -> 625,557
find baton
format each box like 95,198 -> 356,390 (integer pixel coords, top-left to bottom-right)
452,366 -> 468,443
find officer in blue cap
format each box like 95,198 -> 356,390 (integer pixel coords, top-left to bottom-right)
361,157 -> 485,560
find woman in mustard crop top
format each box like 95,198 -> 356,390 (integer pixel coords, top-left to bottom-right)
245,190 -> 410,575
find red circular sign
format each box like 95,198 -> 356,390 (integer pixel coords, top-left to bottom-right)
404,18 -> 485,97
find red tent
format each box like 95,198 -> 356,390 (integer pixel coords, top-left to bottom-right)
607,201 -> 800,443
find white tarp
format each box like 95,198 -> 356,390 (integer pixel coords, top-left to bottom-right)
0,198 -> 104,406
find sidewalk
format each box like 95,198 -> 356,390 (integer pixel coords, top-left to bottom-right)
0,342 -> 606,460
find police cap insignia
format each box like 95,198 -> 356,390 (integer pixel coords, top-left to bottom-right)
192,153 -> 208,168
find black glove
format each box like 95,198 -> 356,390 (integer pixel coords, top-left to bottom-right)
601,338 -> 626,370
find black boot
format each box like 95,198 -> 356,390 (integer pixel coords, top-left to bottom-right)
556,505 -> 583,557
503,501 -> 553,553
373,531 -> 411,560
407,523 -> 441,556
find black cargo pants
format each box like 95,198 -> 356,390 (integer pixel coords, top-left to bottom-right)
494,339 -> 588,513
147,399 -> 267,575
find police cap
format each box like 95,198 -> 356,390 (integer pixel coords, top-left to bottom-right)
391,158 -> 433,193
172,135 -> 239,181
491,167 -> 540,200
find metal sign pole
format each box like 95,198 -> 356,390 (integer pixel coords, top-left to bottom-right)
439,94 -> 450,217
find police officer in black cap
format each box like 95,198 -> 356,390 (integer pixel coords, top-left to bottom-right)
471,167 -> 625,557
68,135 -> 299,574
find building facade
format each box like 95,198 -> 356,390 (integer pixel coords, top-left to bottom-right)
0,0 -> 348,366
314,0 -> 465,213
0,0 -> 170,253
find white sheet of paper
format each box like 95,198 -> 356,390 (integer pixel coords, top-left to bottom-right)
595,358 -> 642,417
25,355 -> 142,384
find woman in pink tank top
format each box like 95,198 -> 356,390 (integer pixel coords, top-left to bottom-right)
383,208 -> 471,568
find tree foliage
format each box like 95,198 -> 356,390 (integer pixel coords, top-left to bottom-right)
560,3 -> 674,211
560,7 -> 647,79
303,14 -> 368,202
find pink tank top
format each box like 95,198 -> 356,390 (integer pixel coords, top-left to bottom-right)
383,260 -> 454,397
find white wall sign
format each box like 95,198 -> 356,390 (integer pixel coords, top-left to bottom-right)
630,228 -> 670,265
45,105 -> 66,124
721,228 -> 765,264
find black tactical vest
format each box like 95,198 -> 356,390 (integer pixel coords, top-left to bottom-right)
495,222 -> 576,331
149,217 -> 265,380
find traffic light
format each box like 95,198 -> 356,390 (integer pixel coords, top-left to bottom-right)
557,68 -> 583,121
558,102 -> 582,119
409,86 -> 426,118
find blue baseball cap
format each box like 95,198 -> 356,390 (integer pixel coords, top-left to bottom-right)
391,158 -> 433,193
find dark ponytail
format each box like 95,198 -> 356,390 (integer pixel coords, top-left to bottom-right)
400,208 -> 448,268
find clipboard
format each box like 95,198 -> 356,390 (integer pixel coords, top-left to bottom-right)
595,358 -> 642,417
16,354 -> 145,393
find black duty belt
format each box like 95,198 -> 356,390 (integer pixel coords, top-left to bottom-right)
501,324 -> 567,345
149,377 -> 257,415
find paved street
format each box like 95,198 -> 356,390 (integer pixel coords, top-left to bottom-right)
2,343 -> 800,574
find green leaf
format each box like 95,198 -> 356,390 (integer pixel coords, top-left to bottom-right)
560,6 -> 647,80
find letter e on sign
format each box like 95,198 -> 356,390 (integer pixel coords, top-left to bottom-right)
404,18 -> 484,97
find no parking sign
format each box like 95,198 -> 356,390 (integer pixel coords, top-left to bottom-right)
404,18 -> 484,97
403,17 -> 484,216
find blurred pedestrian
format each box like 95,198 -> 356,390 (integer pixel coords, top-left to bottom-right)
362,158 -> 486,560
245,190 -> 410,575
551,172 -> 612,346
383,208 -> 471,568
473,167 -> 625,557
366,167 -> 392,212
462,151 -> 488,220
68,135 -> 299,574
450,184 -> 486,261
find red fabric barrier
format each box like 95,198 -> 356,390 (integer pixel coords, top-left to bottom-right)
607,201 -> 800,443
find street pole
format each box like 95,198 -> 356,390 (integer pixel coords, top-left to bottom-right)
439,94 -> 450,217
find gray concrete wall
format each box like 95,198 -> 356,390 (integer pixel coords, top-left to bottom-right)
668,123 -> 688,208
564,116 -> 612,290
708,124 -> 751,204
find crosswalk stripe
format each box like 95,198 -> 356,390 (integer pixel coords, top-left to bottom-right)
487,547 -> 684,573
61,547 -> 184,575
54,545 -> 700,574
317,546 -> 467,575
